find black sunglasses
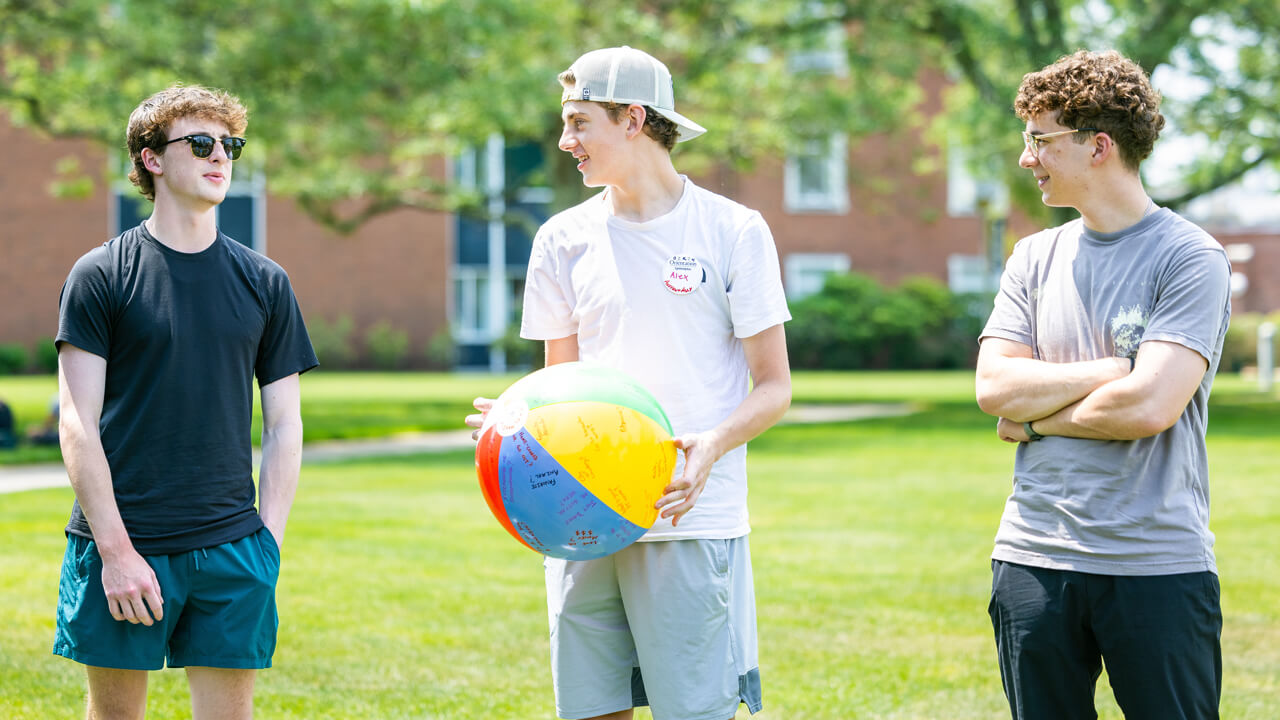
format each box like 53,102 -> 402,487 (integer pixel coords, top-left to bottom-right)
161,134 -> 246,160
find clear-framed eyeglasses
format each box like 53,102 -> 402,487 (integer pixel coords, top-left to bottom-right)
1022,128 -> 1099,158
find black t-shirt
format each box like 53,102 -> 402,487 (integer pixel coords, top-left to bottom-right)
56,223 -> 318,554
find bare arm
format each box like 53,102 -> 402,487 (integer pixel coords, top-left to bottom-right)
660,324 -> 792,526
1003,340 -> 1209,441
544,335 -> 580,366
975,337 -> 1131,422
258,373 -> 304,549
58,344 -> 163,625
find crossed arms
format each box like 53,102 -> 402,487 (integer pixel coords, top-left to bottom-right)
975,337 -> 1209,442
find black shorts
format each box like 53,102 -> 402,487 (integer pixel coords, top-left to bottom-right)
988,559 -> 1221,720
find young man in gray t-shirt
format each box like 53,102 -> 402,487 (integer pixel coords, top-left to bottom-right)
976,51 -> 1231,720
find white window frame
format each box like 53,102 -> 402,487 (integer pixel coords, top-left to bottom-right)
785,252 -> 851,300
786,16 -> 849,77
785,133 -> 849,214
946,254 -> 993,294
451,267 -> 523,345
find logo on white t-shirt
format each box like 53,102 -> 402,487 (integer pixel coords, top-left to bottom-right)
662,255 -> 703,295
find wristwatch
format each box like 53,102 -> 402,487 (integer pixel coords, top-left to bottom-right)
1024,421 -> 1045,442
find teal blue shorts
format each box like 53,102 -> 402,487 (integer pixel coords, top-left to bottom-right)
53,526 -> 281,671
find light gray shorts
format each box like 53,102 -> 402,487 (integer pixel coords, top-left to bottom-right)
545,536 -> 762,720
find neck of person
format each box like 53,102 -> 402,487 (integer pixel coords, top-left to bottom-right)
1076,172 -> 1154,234
605,153 -> 685,223
145,194 -> 220,254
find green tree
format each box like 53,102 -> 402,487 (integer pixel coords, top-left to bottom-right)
911,0 -> 1280,221
3,1 -> 1274,229
1,0 -> 925,230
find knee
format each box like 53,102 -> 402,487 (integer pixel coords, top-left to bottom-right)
87,695 -> 147,720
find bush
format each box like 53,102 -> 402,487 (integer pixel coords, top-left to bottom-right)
1222,311 -> 1280,373
786,272 -> 988,370
365,321 -> 410,370
0,344 -> 29,375
307,314 -> 357,369
33,338 -> 59,373
423,328 -> 457,370
494,323 -> 543,370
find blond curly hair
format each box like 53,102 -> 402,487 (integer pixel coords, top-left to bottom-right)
1015,50 -> 1165,171
126,85 -> 248,202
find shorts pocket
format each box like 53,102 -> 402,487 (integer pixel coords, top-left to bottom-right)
711,539 -> 730,577
76,537 -> 99,578
257,528 -> 282,576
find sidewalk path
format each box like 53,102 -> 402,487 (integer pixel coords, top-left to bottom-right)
0,403 -> 913,495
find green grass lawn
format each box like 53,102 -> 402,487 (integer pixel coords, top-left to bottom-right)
1,371 -> 1277,718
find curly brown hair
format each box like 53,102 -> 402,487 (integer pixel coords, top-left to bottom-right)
126,85 -> 248,202
557,69 -> 679,151
1014,50 -> 1165,171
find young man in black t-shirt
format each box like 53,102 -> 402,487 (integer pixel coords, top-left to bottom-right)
54,85 -> 317,719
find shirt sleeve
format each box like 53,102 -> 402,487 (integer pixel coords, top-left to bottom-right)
520,226 -> 577,341
255,268 -> 319,386
56,247 -> 114,359
726,212 -> 792,339
1143,244 -> 1231,363
980,235 -> 1036,349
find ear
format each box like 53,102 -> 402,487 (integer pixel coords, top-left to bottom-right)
141,147 -> 164,175
1090,131 -> 1115,166
625,104 -> 647,139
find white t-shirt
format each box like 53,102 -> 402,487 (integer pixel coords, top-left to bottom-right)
521,177 -> 792,541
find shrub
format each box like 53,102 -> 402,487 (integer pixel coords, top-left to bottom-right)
1222,311 -> 1280,373
494,323 -> 543,370
0,344 -> 29,375
33,338 -> 59,374
307,314 -> 357,369
423,328 -> 457,370
786,272 -> 989,370
365,321 -> 410,370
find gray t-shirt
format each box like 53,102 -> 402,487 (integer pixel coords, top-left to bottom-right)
981,207 -> 1231,576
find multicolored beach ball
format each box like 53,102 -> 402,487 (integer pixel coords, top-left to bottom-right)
475,362 -> 677,561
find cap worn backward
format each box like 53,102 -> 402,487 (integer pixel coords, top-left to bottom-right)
561,46 -> 706,143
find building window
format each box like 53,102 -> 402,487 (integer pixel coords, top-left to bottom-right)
452,135 -> 550,369
452,269 -> 526,345
946,254 -> 994,294
946,143 -> 1008,220
785,14 -> 848,77
785,134 -> 849,214
785,253 -> 850,300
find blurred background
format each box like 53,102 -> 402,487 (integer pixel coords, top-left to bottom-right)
2,0 -> 1278,375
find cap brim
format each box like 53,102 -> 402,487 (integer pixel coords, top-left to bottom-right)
650,106 -> 706,142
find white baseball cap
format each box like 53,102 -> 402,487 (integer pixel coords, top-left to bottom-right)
560,46 -> 707,143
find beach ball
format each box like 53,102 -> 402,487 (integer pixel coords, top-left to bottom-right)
475,362 -> 677,561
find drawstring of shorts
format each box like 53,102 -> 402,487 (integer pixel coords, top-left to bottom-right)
194,547 -> 209,572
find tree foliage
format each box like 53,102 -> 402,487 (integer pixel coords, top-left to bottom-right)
911,0 -> 1280,221
1,0 -> 925,230
2,0 -> 1276,230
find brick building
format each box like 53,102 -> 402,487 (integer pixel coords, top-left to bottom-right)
3,106 -> 1276,371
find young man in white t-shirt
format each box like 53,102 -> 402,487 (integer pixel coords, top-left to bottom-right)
468,46 -> 791,720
